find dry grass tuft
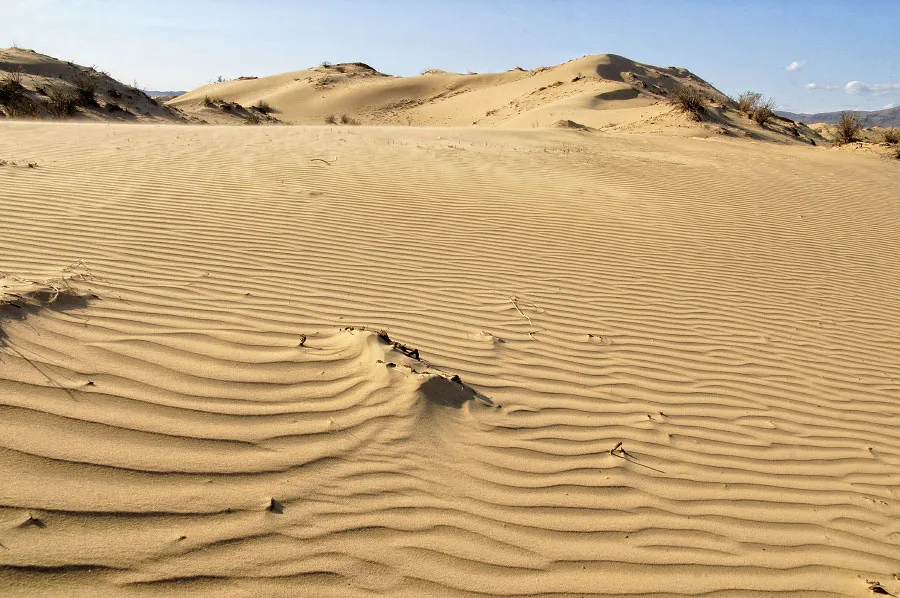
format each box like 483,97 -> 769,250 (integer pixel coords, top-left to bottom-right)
882,128 -> 900,145
1,262 -> 94,312
667,85 -> 706,120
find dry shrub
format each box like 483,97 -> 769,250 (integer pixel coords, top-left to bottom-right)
667,85 -> 706,120
340,113 -> 358,125
45,84 -> 78,118
883,127 -> 900,145
72,72 -> 99,106
324,114 -> 337,124
244,113 -> 261,125
737,91 -> 763,113
0,72 -> 38,117
253,100 -> 273,114
835,111 -> 863,144
751,97 -> 776,126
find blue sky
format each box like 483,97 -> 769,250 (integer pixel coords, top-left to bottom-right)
3,0 -> 898,113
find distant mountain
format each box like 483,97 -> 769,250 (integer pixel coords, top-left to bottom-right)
777,106 -> 900,127
146,90 -> 186,98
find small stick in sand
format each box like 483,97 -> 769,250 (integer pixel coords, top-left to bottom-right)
509,295 -> 540,339
610,442 -> 665,474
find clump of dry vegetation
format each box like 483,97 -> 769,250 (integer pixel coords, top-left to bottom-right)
324,114 -> 337,124
737,91 -> 762,113
0,70 -> 39,117
45,84 -> 78,118
667,84 -> 706,120
835,111 -> 863,144
882,127 -> 900,145
252,100 -> 274,114
72,71 -> 99,107
736,91 -> 776,126
0,262 -> 95,318
751,97 -> 776,126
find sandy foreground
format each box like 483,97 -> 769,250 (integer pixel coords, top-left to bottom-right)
1,121 -> 899,597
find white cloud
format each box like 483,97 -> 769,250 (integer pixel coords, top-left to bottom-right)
786,60 -> 807,72
884,103 -> 897,109
806,83 -> 838,91
845,80 -> 900,96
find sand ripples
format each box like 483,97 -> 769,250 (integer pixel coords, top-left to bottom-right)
1,122 -> 899,596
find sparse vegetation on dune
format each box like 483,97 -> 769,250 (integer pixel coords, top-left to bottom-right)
667,84 -> 707,120
252,100 -> 274,114
751,97 -> 776,126
737,91 -> 762,113
835,111 -> 863,144
45,84 -> 78,118
0,71 -> 39,117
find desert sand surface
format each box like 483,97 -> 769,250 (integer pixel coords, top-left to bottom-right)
1,118 -> 899,598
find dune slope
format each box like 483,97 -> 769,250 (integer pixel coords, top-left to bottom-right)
170,55 -> 713,128
0,48 -> 184,122
1,122 -> 899,597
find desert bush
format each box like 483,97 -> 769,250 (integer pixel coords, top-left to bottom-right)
0,75 -> 38,117
737,91 -> 763,113
340,113 -> 358,125
253,100 -> 273,114
320,61 -> 332,68
3,68 -> 24,87
203,95 -> 216,107
244,113 -> 261,125
751,97 -> 776,126
45,84 -> 78,118
324,113 -> 337,124
882,127 -> 900,145
835,111 -> 863,144
667,84 -> 706,120
72,72 -> 98,106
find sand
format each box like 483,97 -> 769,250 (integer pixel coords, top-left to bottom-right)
1,119 -> 899,598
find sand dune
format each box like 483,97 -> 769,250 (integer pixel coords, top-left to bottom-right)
168,55 -> 743,130
0,48 -> 183,122
1,120 -> 898,596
